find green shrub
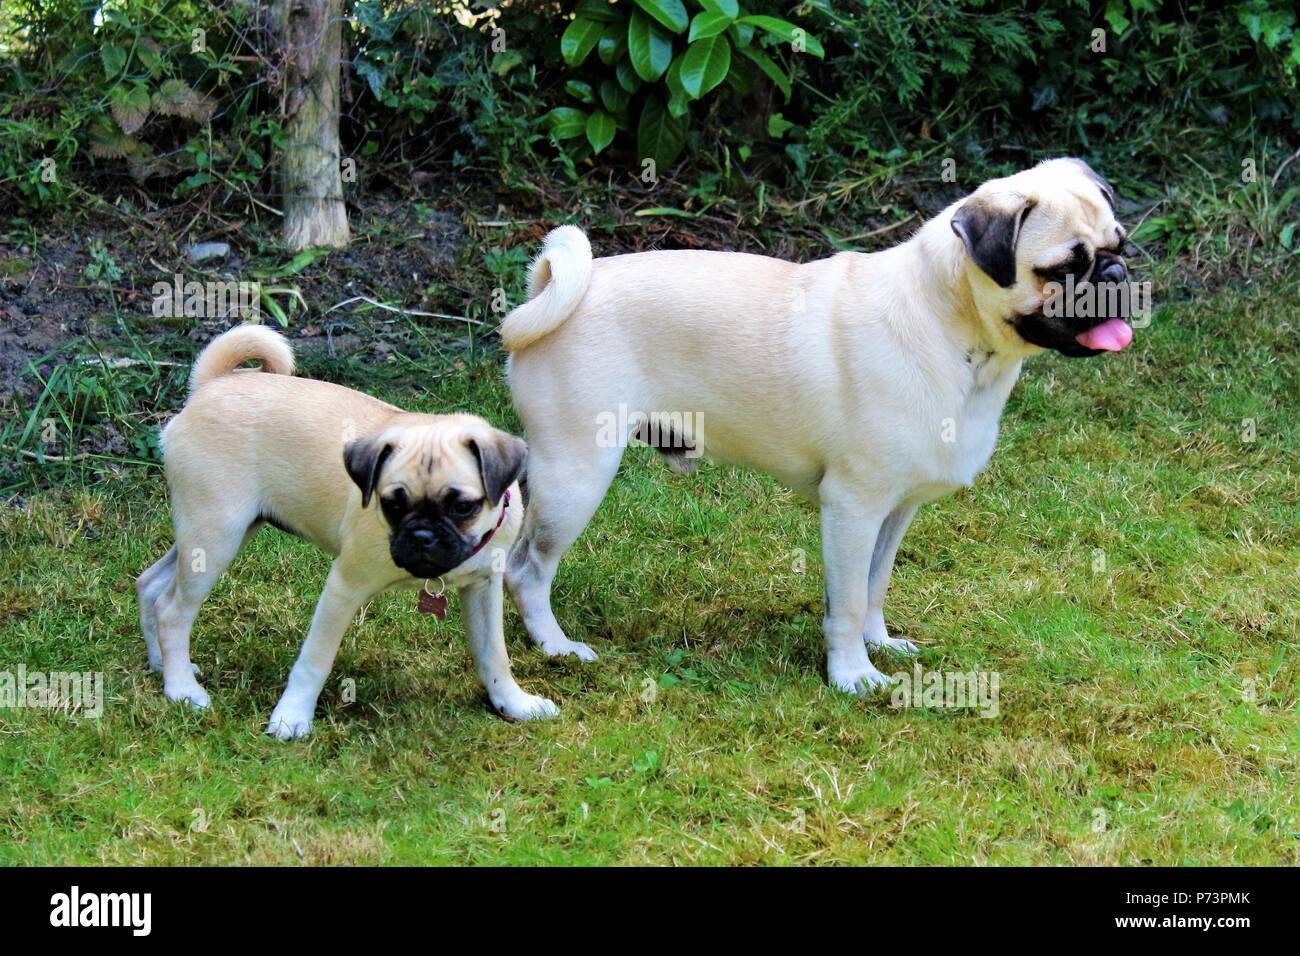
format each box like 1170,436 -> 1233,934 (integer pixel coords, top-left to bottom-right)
1,0 -> 1296,216
541,0 -> 824,171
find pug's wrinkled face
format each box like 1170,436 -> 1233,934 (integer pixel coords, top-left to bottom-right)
951,157 -> 1136,359
344,418 -> 527,579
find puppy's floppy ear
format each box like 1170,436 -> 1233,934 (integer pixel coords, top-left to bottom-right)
467,431 -> 527,506
950,194 -> 1037,288
343,434 -> 395,508
1065,157 -> 1117,211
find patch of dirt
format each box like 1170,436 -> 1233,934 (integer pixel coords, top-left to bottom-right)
0,197 -> 473,406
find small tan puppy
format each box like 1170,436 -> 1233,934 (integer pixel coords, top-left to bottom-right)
137,324 -> 557,739
501,158 -> 1135,694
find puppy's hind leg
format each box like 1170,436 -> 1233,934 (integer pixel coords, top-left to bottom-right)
862,504 -> 920,656
154,508 -> 252,709
506,443 -> 623,662
137,546 -> 178,672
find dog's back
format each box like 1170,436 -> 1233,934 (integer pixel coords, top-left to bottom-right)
161,325 -> 399,552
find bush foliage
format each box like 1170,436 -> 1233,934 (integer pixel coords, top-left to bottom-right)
1,0 -> 1297,213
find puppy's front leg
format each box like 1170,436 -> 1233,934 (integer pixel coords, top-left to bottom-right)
267,562 -> 370,740
820,482 -> 893,696
460,572 -> 559,721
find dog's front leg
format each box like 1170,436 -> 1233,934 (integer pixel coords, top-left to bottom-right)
267,562 -> 370,740
820,482 -> 893,696
460,572 -> 559,721
863,503 -> 920,655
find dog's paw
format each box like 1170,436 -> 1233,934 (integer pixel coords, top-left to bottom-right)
493,691 -> 561,722
266,703 -> 314,740
865,634 -> 919,656
539,638 -> 598,662
164,679 -> 211,710
828,660 -> 894,697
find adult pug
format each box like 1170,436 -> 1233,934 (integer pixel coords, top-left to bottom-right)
500,158 -> 1135,694
137,324 -> 556,739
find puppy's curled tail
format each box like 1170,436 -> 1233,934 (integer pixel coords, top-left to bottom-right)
499,225 -> 592,352
188,323 -> 295,395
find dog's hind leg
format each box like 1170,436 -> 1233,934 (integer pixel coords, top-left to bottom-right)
862,503 -> 920,656
137,545 -> 178,672
819,476 -> 893,696
153,508 -> 254,709
506,442 -> 623,661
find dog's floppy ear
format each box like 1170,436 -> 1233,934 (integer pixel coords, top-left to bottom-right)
467,431 -> 527,506
951,194 -> 1037,288
343,434 -> 395,508
1064,157 -> 1116,211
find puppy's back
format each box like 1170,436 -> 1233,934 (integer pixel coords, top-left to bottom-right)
161,330 -> 401,536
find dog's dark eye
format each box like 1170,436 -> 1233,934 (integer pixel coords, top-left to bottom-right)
381,488 -> 408,513
447,497 -> 482,519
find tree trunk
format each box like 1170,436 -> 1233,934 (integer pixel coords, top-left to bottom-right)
274,0 -> 349,250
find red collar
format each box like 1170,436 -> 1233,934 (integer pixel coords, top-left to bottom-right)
467,489 -> 511,558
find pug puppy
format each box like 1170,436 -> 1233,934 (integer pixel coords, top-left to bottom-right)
136,324 -> 557,739
500,158 -> 1136,694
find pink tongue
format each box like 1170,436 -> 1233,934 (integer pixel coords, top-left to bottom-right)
1075,318 -> 1133,352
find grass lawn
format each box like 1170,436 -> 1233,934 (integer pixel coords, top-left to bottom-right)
1,280 -> 1297,865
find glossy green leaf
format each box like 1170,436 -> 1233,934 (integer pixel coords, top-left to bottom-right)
561,17 -> 603,66
729,20 -> 755,48
637,95 -> 687,170
598,20 -> 626,65
565,79 -> 597,105
689,11 -> 732,42
698,0 -> 740,17
664,56 -> 691,116
680,35 -> 731,98
737,15 -> 824,58
586,110 -> 617,154
631,0 -> 689,34
545,106 -> 589,140
616,56 -> 644,93
628,10 -> 674,81
600,79 -> 630,113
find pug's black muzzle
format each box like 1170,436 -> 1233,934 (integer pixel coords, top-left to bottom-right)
389,516 -> 472,579
1014,251 -> 1131,358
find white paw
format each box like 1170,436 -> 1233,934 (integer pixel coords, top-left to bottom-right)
492,690 -> 561,722
164,679 -> 210,710
828,660 -> 894,697
865,634 -> 919,655
539,638 -> 598,662
266,702 -> 314,740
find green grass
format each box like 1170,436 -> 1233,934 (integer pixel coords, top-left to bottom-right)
1,281 -> 1297,865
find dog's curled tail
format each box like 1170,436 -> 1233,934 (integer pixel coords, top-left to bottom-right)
189,323 -> 295,395
499,225 -> 592,352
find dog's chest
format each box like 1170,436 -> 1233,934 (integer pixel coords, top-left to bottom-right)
915,354 -> 1019,496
